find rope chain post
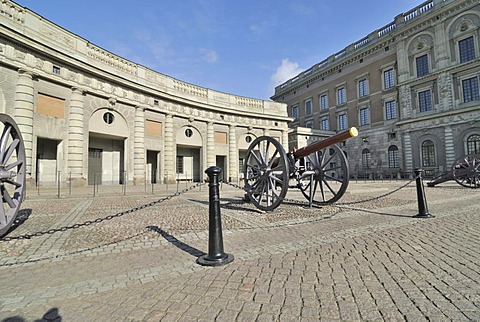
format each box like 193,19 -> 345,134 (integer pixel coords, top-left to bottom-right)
413,168 -> 434,218
197,166 -> 234,267
57,171 -> 61,198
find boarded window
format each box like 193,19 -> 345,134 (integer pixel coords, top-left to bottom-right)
215,131 -> 227,144
37,93 -> 64,118
146,120 -> 162,136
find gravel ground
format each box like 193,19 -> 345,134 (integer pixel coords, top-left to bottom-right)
1,180 -> 478,257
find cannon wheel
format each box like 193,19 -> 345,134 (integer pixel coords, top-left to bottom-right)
452,153 -> 480,188
297,144 -> 349,204
243,136 -> 289,211
0,114 -> 26,237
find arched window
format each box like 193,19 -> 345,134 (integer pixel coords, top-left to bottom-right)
421,140 -> 436,167
362,148 -> 371,169
388,145 -> 399,168
467,134 -> 480,154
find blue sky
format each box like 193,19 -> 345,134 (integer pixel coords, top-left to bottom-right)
16,1 -> 423,100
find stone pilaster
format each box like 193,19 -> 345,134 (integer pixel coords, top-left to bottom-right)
14,69 -> 34,178
133,105 -> 145,185
263,128 -> 270,137
67,87 -> 86,186
228,124 -> 237,182
207,122 -> 215,168
403,131 -> 413,173
444,126 -> 455,169
282,129 -> 289,152
434,20 -> 449,69
164,113 -> 174,183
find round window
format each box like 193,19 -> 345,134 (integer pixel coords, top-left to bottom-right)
245,135 -> 252,143
185,128 -> 193,138
103,112 -> 115,124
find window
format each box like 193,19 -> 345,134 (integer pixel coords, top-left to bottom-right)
362,149 -> 371,169
384,69 -> 395,89
320,94 -> 328,111
52,66 -> 61,75
462,77 -> 479,102
337,87 -> 346,105
185,128 -> 193,137
421,140 -> 436,167
358,79 -> 368,97
467,134 -> 480,154
305,120 -> 313,128
359,107 -> 370,126
385,100 -> 397,120
176,156 -> 184,174
416,54 -> 429,77
338,114 -> 347,130
388,145 -> 399,168
103,112 -> 115,124
320,117 -> 329,130
292,105 -> 298,119
459,36 -> 475,63
418,90 -> 432,112
305,99 -> 313,115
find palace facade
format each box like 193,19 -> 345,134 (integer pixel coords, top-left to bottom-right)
0,0 -> 290,187
272,0 -> 480,178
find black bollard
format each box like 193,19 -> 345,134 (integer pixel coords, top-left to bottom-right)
413,168 -> 434,218
197,166 -> 234,266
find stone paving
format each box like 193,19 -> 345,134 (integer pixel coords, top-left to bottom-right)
0,180 -> 479,321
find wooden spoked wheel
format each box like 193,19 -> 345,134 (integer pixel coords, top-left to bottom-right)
452,154 -> 480,188
243,136 -> 289,211
0,114 -> 26,237
297,144 -> 349,204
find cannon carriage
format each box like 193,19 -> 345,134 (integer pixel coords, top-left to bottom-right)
0,114 -> 26,237
427,154 -> 480,189
243,127 -> 358,211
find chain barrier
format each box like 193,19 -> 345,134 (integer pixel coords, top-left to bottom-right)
1,181 -> 207,242
221,175 -> 418,208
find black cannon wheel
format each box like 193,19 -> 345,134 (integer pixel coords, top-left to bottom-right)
452,153 -> 480,189
297,144 -> 349,204
243,136 -> 289,211
0,114 -> 26,237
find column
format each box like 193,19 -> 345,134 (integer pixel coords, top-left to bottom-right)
444,126 -> 455,170
164,113 -> 174,183
133,105 -> 146,185
14,69 -> 34,179
228,124 -> 237,182
206,122 -> 215,167
68,87 -> 86,186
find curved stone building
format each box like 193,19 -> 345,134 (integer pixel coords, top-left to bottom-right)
0,0 -> 290,187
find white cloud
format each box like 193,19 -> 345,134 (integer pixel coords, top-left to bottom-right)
199,48 -> 219,63
270,59 -> 303,88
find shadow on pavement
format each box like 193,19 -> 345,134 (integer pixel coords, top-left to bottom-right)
2,307 -> 61,322
147,225 -> 206,257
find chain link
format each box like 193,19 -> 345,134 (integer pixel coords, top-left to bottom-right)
1,182 -> 207,242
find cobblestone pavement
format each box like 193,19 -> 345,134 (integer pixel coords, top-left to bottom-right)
0,180 -> 479,321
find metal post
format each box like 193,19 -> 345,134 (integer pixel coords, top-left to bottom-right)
308,172 -> 314,208
57,171 -> 61,198
413,168 -> 434,218
197,166 -> 234,267
93,172 -> 96,197
176,172 -> 179,193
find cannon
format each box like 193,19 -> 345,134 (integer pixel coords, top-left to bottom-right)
0,114 -> 26,237
243,127 -> 358,211
427,154 -> 480,188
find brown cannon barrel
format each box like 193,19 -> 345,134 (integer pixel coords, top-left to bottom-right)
293,127 -> 358,159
